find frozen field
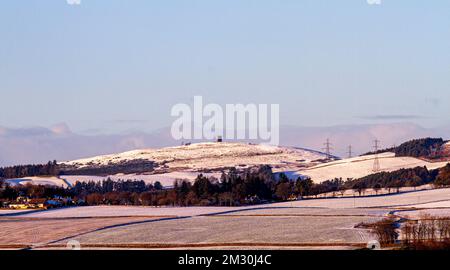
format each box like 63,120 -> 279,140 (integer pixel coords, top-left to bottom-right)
216,207 -> 388,217
393,199 -> 450,219
0,207 -> 384,249
2,188 -> 450,250
298,152 -> 449,183
10,188 -> 450,219
14,205 -> 389,219
54,215 -> 379,248
16,205 -> 246,218
0,216 -> 153,247
395,209 -> 450,219
0,209 -> 35,216
278,188 -> 450,209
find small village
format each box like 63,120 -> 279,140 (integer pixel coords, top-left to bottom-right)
0,196 -> 83,210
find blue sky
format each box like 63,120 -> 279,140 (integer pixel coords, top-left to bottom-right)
0,0 -> 449,134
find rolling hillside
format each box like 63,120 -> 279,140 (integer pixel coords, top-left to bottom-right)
63,142 -> 331,174
6,142 -> 331,188
297,152 -> 449,183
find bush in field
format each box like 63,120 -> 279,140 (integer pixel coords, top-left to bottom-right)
434,164 -> 450,188
372,218 -> 399,245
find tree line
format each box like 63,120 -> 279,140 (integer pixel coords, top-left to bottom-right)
0,179 -> 70,200
79,166 -> 317,206
0,166 -> 322,207
2,163 -> 450,207
0,161 -> 59,179
364,138 -> 447,159
395,138 -> 446,158
0,159 -> 157,179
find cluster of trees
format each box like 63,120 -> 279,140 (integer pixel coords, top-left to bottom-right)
2,160 -> 450,206
72,179 -> 162,205
65,170 -> 335,206
0,159 -> 157,179
371,218 -> 399,246
361,213 -> 450,250
72,163 -> 450,206
60,159 -> 155,176
0,161 -> 59,179
402,214 -> 450,244
346,166 -> 440,193
0,179 -> 69,200
172,168 -> 325,206
363,138 -> 448,159
0,166 -> 320,207
394,138 -> 446,158
307,178 -> 346,197
112,166 -> 317,207
434,164 -> 450,187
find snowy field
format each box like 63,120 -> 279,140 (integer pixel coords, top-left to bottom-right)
2,188 -> 450,249
277,188 -> 450,209
9,188 -> 450,219
395,209 -> 450,219
216,207 -> 388,217
0,216 -> 153,247
15,205 -> 246,218
298,152 -> 449,183
393,199 -> 450,219
56,215 -> 379,248
0,209 -> 35,216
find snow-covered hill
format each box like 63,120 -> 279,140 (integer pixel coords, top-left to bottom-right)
8,142 -> 449,188
297,152 -> 449,183
63,142 -> 331,173
5,143 -> 332,188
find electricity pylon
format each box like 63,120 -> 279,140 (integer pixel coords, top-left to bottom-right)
347,145 -> 353,159
322,138 -> 333,161
373,139 -> 381,172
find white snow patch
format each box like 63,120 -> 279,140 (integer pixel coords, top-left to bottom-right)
5,177 -> 69,188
